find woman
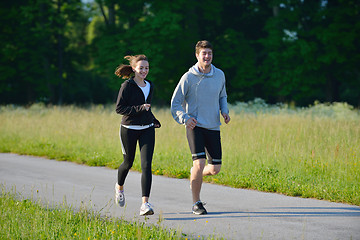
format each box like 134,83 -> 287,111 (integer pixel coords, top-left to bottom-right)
114,54 -> 160,216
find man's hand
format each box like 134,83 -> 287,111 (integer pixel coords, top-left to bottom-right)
185,117 -> 197,129
222,113 -> 230,124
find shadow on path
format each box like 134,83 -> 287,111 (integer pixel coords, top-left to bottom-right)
163,207 -> 360,221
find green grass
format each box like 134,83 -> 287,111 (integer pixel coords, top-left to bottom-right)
0,186 -> 184,239
0,102 -> 359,206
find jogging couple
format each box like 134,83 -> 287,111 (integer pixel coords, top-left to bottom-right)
114,40 -> 230,216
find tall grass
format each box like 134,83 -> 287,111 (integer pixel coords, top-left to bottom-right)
0,186 -> 183,239
0,101 -> 359,205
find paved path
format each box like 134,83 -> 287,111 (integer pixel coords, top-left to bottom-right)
0,153 -> 359,239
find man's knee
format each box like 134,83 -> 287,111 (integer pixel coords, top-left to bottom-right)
193,158 -> 206,171
209,164 -> 221,175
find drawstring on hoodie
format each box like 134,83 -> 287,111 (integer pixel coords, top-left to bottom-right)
194,74 -> 205,118
191,63 -> 213,118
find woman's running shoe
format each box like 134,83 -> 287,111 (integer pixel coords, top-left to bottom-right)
114,183 -> 125,207
140,202 -> 154,216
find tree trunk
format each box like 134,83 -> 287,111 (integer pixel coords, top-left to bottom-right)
325,73 -> 340,103
40,2 -> 54,103
273,6 -> 279,17
108,0 -> 115,26
97,0 -> 109,26
57,0 -> 64,105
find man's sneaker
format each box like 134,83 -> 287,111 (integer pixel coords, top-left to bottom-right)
192,201 -> 207,215
140,202 -> 154,216
114,183 -> 125,207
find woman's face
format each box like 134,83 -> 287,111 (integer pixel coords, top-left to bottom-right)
133,60 -> 149,80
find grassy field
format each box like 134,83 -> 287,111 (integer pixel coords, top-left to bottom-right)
0,101 -> 359,207
0,185 -> 184,239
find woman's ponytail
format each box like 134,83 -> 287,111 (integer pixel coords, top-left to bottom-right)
114,54 -> 148,79
115,64 -> 133,79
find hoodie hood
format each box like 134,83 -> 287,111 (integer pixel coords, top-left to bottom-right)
189,63 -> 215,77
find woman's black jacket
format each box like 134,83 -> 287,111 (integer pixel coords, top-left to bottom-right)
116,77 -> 160,127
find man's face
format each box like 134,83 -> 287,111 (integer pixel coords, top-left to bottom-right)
196,48 -> 213,68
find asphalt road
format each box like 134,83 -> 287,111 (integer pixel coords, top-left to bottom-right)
0,153 -> 359,239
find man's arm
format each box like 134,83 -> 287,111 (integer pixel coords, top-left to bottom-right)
170,75 -> 191,125
219,75 -> 230,124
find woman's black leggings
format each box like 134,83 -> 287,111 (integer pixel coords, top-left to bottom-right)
118,125 -> 155,197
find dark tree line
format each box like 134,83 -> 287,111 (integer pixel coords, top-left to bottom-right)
1,0 -> 359,106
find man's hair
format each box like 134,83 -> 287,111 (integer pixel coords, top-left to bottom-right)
195,40 -> 213,54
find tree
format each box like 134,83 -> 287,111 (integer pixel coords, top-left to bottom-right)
0,0 -> 103,104
1,0 -> 359,106
259,0 -> 360,105
90,0 -> 193,104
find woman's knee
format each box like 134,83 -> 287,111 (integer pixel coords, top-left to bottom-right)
120,159 -> 133,170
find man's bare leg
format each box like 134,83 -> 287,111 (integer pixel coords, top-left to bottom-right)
190,159 -> 206,203
203,164 -> 221,176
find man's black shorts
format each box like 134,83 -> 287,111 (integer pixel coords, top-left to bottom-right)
186,126 -> 222,165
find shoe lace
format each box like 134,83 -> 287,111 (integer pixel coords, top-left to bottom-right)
194,201 -> 206,206
145,202 -> 154,208
141,202 -> 154,210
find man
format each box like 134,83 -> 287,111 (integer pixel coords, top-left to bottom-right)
170,40 -> 230,215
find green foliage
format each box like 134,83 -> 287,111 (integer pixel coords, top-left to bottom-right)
0,0 -> 359,106
259,0 -> 360,105
215,29 -> 258,102
0,186 -> 183,239
231,98 -> 360,120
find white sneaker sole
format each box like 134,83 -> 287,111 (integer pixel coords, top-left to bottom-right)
140,209 -> 154,216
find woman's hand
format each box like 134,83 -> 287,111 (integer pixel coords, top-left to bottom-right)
143,104 -> 151,111
154,118 -> 161,128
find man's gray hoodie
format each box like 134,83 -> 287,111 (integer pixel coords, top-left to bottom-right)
170,63 -> 229,130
